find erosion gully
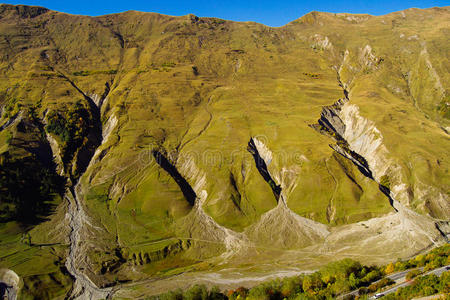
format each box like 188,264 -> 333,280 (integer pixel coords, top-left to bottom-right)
61,77 -> 114,299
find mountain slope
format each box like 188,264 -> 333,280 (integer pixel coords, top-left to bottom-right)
0,4 -> 448,298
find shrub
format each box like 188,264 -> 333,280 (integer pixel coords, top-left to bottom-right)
383,273 -> 447,300
228,287 -> 248,300
209,286 -> 226,300
439,271 -> 450,293
184,284 -> 208,300
358,286 -> 368,295
246,285 -> 270,300
406,269 -> 423,281
368,278 -> 394,293
424,256 -> 446,272
158,288 -> 183,300
280,276 -> 303,297
361,270 -> 382,284
385,263 -> 395,274
302,273 -> 324,294
2,97 -> 22,119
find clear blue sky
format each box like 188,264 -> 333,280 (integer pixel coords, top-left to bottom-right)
3,0 -> 448,27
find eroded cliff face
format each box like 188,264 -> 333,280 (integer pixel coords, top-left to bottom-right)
311,86 -> 448,260
313,94 -> 449,221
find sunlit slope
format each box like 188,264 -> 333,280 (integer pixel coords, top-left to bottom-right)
0,4 -> 448,297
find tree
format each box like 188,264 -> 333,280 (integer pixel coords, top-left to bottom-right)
385,263 -> 395,274
228,287 -> 248,300
184,284 -> 208,300
302,273 -> 324,294
280,276 -> 303,297
349,272 -> 359,289
0,155 -> 64,224
406,269 -> 422,281
361,270 -> 382,284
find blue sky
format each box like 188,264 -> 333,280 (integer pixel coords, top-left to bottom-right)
3,1 -> 449,27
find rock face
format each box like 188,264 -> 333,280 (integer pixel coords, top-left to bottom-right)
311,82 -> 448,262
314,95 -> 449,220
0,269 -> 20,300
0,4 -> 448,298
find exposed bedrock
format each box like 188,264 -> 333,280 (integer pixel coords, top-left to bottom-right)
311,88 -> 448,249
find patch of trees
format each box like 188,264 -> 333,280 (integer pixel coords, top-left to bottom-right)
405,269 -> 423,281
383,272 -> 449,300
152,259 -> 385,300
0,152 -> 64,225
45,100 -> 92,165
384,244 -> 450,274
152,244 -> 449,300
363,277 -> 394,294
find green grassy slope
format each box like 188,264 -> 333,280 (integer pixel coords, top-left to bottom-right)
0,4 -> 448,297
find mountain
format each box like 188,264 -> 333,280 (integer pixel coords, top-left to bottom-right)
0,4 -> 448,298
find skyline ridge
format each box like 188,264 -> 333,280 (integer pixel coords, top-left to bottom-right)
1,1 -> 449,27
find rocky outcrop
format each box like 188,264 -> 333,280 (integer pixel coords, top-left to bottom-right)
102,114 -> 117,142
419,43 -> 445,98
310,34 -> 333,50
0,269 -> 20,300
45,133 -> 64,176
360,45 -> 379,68
0,4 -> 49,18
314,97 -> 448,220
312,84 -> 448,255
312,97 -> 404,207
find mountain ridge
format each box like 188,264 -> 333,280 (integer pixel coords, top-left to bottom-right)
1,3 -> 449,27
